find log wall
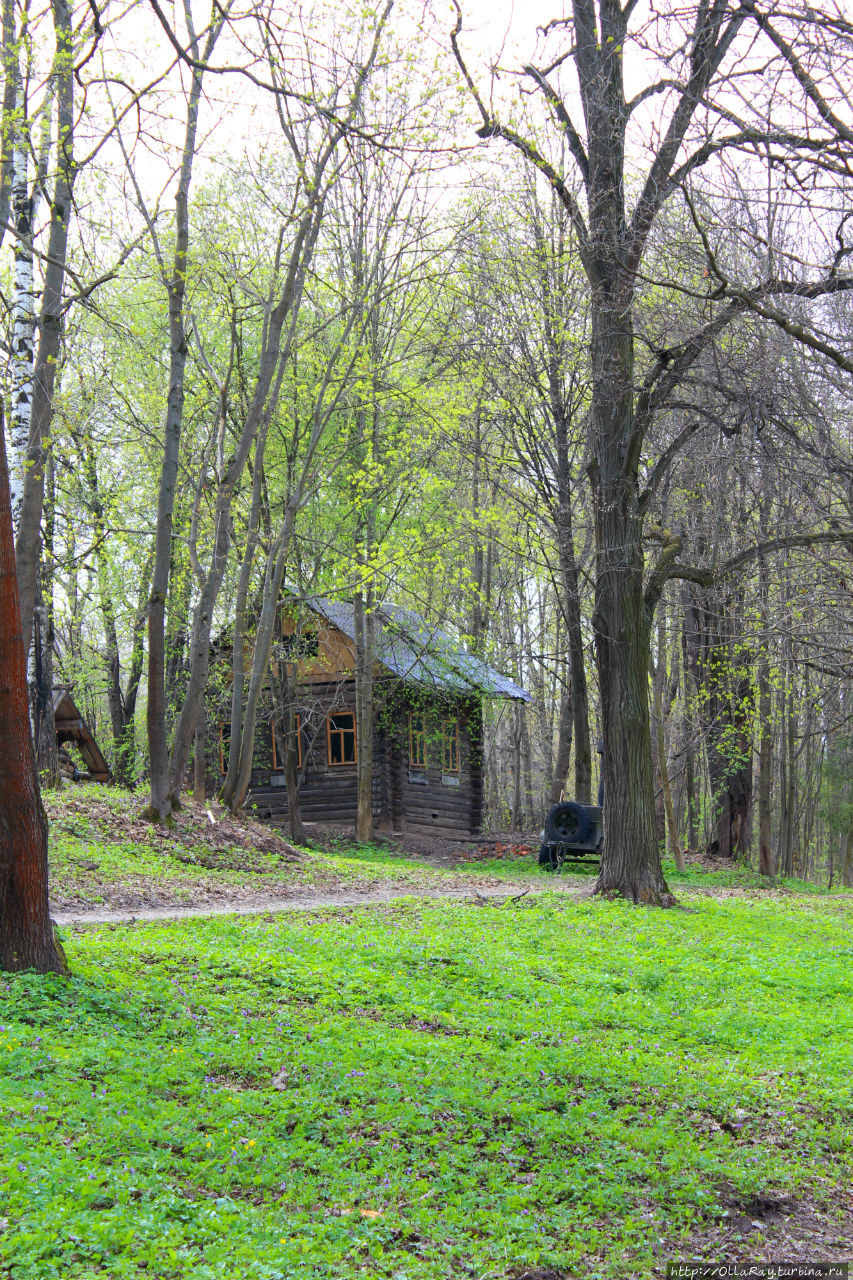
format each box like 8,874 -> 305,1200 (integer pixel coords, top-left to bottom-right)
215,680 -> 483,837
391,691 -> 480,837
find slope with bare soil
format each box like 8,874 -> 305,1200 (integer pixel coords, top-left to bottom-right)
45,784 -> 543,915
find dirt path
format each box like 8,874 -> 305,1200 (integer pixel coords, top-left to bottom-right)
53,880 -> 588,927
53,876 -> 836,928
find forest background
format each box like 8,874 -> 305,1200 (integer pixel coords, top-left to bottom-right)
3,0 -> 852,899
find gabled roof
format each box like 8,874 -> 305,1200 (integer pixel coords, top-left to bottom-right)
52,687 -> 111,781
301,596 -> 531,702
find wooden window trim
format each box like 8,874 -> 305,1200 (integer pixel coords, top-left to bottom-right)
442,718 -> 460,773
409,711 -> 427,769
327,710 -> 357,767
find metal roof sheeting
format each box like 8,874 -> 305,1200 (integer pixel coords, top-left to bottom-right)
303,596 -> 531,702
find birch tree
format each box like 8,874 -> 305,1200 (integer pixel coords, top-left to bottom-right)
8,7 -> 35,535
13,0 -> 75,659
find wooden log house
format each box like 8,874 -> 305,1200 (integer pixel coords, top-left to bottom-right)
216,597 -> 530,836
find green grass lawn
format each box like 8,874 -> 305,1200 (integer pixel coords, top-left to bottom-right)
2,892 -> 851,1279
462,849 -> 845,896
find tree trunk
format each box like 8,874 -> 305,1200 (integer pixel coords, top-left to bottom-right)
510,701 -> 523,832
777,682 -> 789,875
521,707 -> 535,829
81,436 -> 141,787
683,733 -> 698,852
353,584 -> 375,844
0,0 -> 20,249
589,298 -> 674,906
115,557 -> 151,788
469,404 -> 487,648
32,564 -> 59,787
164,539 -> 192,725
9,76 -> 34,536
0,416 -> 67,975
549,685 -> 573,805
32,448 -> 59,787
222,434 -> 267,806
284,724 -> 304,844
225,504 -> 298,812
649,657 -> 667,845
594,555 -> 671,902
535,592 -> 556,811
15,0 -> 74,664
146,376 -> 186,824
193,702 -> 206,803
552,446 -> 591,802
784,687 -> 797,877
144,18 -> 222,823
166,208 -> 319,803
840,825 -> 853,889
653,612 -> 685,872
757,669 -> 774,877
593,551 -> 672,902
756,507 -> 774,876
277,660 -> 304,845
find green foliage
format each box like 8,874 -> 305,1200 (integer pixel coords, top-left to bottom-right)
1,894 -> 851,1277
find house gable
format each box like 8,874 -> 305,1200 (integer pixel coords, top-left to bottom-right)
279,609 -> 357,685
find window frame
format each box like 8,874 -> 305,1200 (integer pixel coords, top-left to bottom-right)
441,718 -> 460,774
326,710 -> 357,767
279,624 -> 320,661
409,710 -> 427,770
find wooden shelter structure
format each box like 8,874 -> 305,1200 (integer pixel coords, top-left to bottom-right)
52,688 -> 111,782
215,597 -> 529,836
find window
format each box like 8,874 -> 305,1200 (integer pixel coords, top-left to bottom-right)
327,711 -> 356,765
442,719 -> 460,773
409,711 -> 427,769
247,716 -> 276,772
271,715 -> 302,770
279,629 -> 319,660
